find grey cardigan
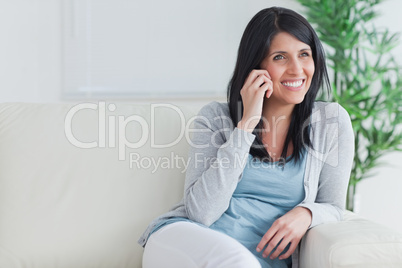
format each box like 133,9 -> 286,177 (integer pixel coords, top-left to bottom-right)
138,101 -> 354,268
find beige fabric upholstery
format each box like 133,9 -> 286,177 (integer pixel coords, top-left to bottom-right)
0,102 -> 400,267
300,211 -> 402,268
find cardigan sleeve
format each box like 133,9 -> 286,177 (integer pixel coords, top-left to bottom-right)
297,103 -> 355,228
183,102 -> 255,226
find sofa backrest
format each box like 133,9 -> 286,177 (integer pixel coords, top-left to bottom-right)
0,102 -> 202,268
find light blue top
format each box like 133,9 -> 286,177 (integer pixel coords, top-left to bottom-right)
209,153 -> 306,268
149,152 -> 306,268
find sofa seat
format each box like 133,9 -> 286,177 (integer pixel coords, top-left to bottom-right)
0,102 -> 401,268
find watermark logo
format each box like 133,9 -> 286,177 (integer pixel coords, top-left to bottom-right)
64,101 -> 341,169
65,102 -> 194,160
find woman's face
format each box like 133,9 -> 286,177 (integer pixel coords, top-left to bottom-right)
260,32 -> 315,106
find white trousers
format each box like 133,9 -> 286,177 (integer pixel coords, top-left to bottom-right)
142,222 -> 261,268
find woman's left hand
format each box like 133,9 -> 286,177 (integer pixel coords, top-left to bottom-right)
256,207 -> 312,260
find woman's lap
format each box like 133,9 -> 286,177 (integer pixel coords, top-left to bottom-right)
142,221 -> 261,268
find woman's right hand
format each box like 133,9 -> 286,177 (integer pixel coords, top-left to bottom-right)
237,70 -> 273,133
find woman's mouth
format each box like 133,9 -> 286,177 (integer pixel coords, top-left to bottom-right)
281,79 -> 305,91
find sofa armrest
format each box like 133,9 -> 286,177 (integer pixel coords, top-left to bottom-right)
299,211 -> 402,268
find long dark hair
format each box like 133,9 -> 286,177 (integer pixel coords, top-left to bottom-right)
227,7 -> 330,164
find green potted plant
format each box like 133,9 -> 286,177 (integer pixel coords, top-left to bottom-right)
296,0 -> 402,211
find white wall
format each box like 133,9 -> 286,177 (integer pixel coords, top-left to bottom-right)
0,0 -> 301,104
0,0 -> 61,102
0,0 -> 401,232
357,152 -> 402,233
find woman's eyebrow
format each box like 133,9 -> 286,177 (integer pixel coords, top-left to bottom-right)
268,48 -> 311,57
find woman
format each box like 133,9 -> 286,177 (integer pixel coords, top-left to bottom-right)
138,6 -> 354,268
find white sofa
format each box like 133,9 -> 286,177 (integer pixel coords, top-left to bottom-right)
0,102 -> 401,268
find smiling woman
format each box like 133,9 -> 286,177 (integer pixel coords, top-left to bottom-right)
261,32 -> 315,110
138,6 -> 354,268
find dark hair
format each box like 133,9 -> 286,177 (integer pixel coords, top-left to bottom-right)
227,6 -> 330,164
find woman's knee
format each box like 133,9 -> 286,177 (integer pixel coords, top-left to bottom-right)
142,222 -> 261,268
142,223 -> 199,268
143,235 -> 198,268
234,251 -> 261,268
217,244 -> 261,268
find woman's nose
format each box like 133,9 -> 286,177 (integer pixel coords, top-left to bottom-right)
287,59 -> 303,75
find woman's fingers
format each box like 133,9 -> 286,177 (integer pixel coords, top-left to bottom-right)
237,69 -> 272,132
278,239 -> 299,260
268,236 -> 292,260
252,73 -> 271,91
241,74 -> 271,98
258,227 -> 288,259
257,229 -> 291,260
243,69 -> 271,89
256,226 -> 274,253
256,207 -> 312,260
265,81 -> 274,98
261,234 -> 283,258
255,76 -> 272,93
240,74 -> 272,100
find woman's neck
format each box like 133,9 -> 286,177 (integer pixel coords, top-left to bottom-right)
260,99 -> 295,160
261,99 -> 294,131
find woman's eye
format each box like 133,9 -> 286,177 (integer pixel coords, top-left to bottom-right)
300,52 -> 310,57
273,55 -> 284,60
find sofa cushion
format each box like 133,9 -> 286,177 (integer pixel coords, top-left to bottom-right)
300,210 -> 402,268
0,102 -> 201,268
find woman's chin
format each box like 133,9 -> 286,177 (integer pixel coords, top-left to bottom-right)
283,96 -> 306,105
